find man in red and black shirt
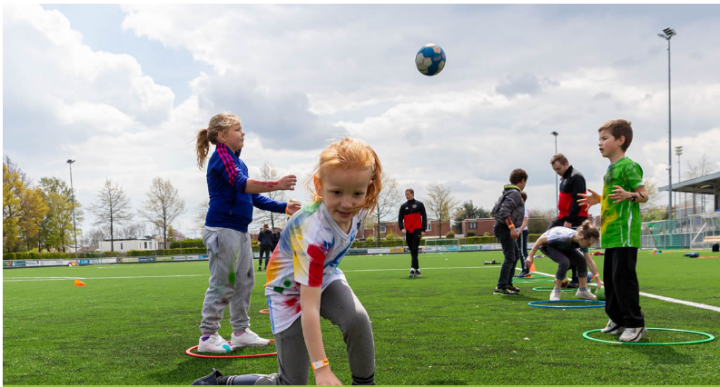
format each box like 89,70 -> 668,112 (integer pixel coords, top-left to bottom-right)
398,188 -> 427,278
550,153 -> 589,287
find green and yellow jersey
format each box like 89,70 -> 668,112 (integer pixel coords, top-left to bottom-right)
601,157 -> 644,249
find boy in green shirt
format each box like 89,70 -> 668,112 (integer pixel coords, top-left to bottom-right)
578,119 -> 649,343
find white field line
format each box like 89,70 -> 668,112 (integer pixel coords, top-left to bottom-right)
530,269 -> 720,314
3,274 -> 205,283
3,267 -> 499,282
5,266 -> 720,313
343,266 -> 501,273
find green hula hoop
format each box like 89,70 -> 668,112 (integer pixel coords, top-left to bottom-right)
583,328 -> 715,346
514,279 -> 555,284
532,286 -> 575,292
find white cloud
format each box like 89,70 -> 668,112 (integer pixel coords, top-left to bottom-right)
5,4 -> 720,237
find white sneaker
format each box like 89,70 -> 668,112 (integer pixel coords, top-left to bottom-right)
198,333 -> 232,353
600,319 -> 624,335
575,289 -> 598,300
550,288 -> 562,301
230,328 -> 270,347
619,326 -> 647,342
409,268 -> 416,278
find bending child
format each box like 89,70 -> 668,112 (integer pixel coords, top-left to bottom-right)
525,220 -> 603,301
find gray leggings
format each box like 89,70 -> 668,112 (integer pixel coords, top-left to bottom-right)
244,280 -> 376,385
540,245 -> 588,280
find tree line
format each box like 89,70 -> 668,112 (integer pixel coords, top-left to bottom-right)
3,156 -> 186,253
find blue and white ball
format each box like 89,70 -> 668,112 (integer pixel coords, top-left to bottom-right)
415,43 -> 446,76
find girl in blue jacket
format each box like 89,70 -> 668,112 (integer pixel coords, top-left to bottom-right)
194,113 -> 301,353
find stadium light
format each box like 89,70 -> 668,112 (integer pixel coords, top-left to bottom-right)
67,159 -> 79,260
552,131 -> 559,217
658,27 -> 676,219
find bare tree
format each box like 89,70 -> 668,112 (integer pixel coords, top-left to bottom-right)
685,153 -> 716,179
369,174 -> 402,246
425,184 -> 459,238
251,162 -> 287,231
88,179 -> 133,252
685,153 -> 716,213
195,199 -> 209,231
84,228 -> 106,248
138,177 -> 186,248
119,223 -> 147,239
640,179 -> 660,211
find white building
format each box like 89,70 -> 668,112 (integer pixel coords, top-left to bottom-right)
98,239 -> 159,252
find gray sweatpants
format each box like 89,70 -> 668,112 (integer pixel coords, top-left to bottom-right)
200,227 -> 255,334
250,280 -> 376,385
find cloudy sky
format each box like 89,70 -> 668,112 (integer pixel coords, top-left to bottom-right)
3,4 -> 720,238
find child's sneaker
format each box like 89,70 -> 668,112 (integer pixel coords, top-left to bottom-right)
507,284 -> 521,293
409,268 -> 416,278
230,328 -> 270,347
415,269 -> 422,277
550,288 -> 562,301
619,326 -> 647,342
493,287 -> 518,296
192,368 -> 223,385
600,319 -> 624,335
198,333 -> 232,353
575,289 -> 598,300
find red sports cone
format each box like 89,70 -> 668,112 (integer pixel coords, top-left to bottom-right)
529,262 -> 536,273
74,279 -> 86,287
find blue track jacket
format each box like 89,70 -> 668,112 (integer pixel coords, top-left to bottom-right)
205,143 -> 287,232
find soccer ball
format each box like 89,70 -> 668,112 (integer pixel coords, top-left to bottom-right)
415,43 -> 446,76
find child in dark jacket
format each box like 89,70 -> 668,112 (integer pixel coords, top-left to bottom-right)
492,169 -> 528,296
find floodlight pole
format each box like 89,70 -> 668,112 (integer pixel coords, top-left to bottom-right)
67,159 -> 79,260
675,145 -> 683,216
658,28 -> 676,220
552,131 -> 559,217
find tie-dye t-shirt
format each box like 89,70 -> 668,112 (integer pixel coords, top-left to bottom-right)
601,157 -> 644,249
264,201 -> 366,334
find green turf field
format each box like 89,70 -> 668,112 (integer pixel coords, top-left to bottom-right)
3,250 -> 720,385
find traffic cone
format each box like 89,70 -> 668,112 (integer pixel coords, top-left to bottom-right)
529,262 -> 536,273
74,279 -> 86,287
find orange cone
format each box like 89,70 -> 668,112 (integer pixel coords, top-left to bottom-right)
74,279 -> 86,287
529,262 -> 536,273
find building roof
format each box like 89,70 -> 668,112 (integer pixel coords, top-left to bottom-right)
658,171 -> 720,194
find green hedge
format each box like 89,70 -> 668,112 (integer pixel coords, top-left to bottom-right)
170,239 -> 258,249
3,251 -> 121,260
126,247 -> 209,257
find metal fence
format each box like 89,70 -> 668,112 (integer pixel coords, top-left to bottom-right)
642,212 -> 720,250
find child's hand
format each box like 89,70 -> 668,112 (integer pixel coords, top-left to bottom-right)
596,278 -> 604,288
287,199 -> 302,215
277,175 -> 297,191
577,189 -> 601,208
608,185 -> 631,203
525,257 -> 533,267
314,367 -> 342,385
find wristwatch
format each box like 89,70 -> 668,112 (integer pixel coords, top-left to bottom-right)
311,358 -> 330,371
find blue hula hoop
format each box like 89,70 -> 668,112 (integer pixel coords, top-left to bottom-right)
529,300 -> 605,309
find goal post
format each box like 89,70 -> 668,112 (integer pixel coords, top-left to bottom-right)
424,238 -> 460,253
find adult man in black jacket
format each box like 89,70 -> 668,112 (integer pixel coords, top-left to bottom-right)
550,154 -> 589,288
399,188 -> 427,278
